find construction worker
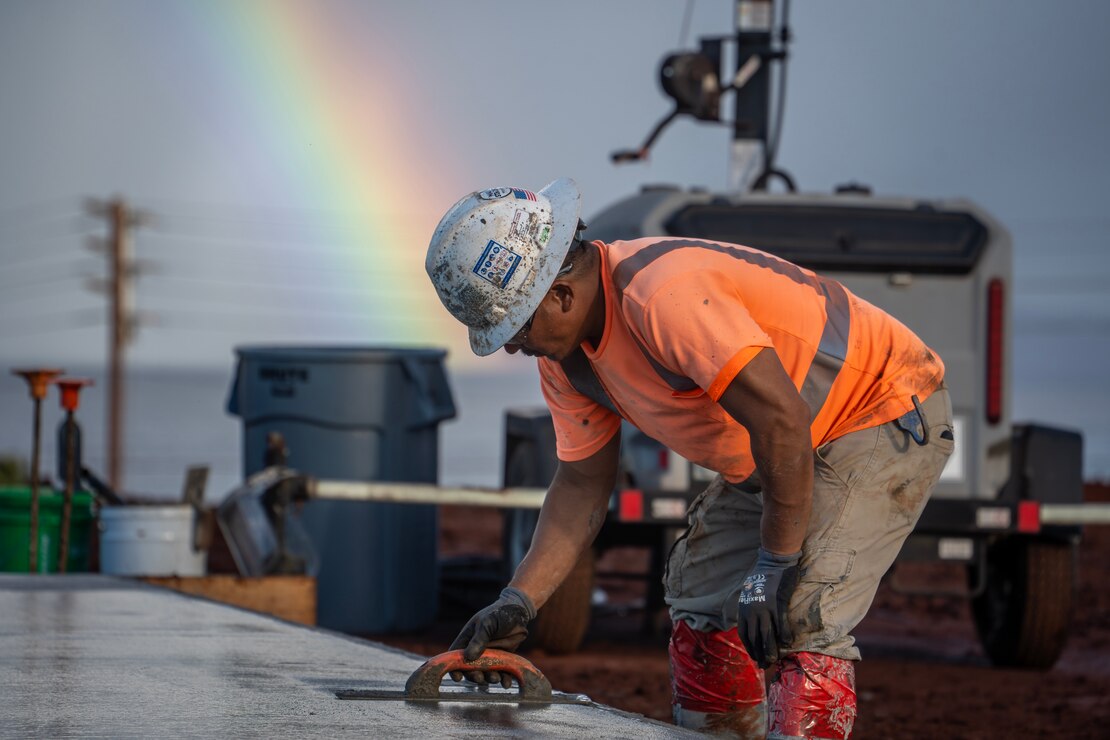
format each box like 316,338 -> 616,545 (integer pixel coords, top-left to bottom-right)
426,179 -> 954,739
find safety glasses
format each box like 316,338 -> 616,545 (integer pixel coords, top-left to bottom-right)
508,261 -> 575,346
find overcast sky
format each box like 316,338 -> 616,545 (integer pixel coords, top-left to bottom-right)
1,0 -> 1107,476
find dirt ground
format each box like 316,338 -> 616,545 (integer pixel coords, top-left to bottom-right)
374,484 -> 1110,739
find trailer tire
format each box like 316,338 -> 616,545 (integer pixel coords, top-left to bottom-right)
970,537 -> 1075,669
503,439 -> 595,654
503,440 -> 544,580
530,546 -> 596,655
503,508 -> 596,654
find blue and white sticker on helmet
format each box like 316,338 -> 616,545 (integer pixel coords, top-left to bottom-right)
473,239 -> 522,290
478,187 -> 513,200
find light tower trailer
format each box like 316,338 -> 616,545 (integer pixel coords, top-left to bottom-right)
500,0 -> 1099,666
502,187 -> 1088,669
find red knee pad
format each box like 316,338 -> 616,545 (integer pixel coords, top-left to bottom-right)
668,619 -> 766,714
768,652 -> 856,740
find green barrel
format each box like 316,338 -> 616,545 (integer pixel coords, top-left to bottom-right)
0,486 -> 95,573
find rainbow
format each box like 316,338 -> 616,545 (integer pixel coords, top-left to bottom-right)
173,1 -> 485,365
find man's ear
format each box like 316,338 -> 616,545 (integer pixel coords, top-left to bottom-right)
552,283 -> 574,313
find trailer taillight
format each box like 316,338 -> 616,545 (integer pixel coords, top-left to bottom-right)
619,490 -> 644,521
986,278 -> 1004,425
1017,501 -> 1041,533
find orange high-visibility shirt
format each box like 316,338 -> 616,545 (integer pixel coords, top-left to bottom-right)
538,238 -> 944,482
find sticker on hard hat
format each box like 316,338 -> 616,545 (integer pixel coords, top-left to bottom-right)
478,187 -> 513,200
512,189 -> 537,201
473,239 -> 522,290
509,209 -> 539,243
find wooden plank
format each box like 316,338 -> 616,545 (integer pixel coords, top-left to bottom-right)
141,575 -> 316,626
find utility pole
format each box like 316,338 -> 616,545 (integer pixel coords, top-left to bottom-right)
86,197 -> 151,492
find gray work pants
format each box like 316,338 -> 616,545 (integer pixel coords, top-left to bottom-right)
665,387 -> 954,660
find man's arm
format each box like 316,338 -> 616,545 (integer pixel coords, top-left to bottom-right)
717,346 -> 813,554
717,347 -> 813,667
510,430 -> 621,609
447,431 -> 619,683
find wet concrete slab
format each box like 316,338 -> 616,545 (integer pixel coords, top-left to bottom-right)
0,575 -> 695,738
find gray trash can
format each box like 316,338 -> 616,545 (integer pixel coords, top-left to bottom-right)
226,346 -> 456,634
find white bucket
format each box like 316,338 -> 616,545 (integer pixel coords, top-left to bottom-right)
99,505 -> 207,576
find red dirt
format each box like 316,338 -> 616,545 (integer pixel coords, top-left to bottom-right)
375,484 -> 1110,738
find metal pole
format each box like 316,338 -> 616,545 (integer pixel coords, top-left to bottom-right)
1040,503 -> 1110,526
729,0 -> 774,191
312,479 -> 548,509
12,369 -> 63,573
55,378 -> 93,574
29,397 -> 43,573
59,409 -> 77,574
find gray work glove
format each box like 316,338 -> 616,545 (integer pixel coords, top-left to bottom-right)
736,547 -> 802,669
448,586 -> 536,687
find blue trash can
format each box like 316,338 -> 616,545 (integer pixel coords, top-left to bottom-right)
226,346 -> 456,634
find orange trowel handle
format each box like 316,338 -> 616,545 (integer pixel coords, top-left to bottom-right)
404,649 -> 553,702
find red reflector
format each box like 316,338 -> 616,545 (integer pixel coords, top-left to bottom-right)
657,448 -> 670,470
1017,501 -> 1041,533
986,278 -> 1004,424
619,490 -> 644,521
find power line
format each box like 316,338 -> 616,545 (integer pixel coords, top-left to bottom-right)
132,247 -> 410,282
137,238 -> 415,280
138,205 -> 432,249
0,195 -> 84,224
136,295 -> 427,317
1,237 -> 87,266
0,213 -> 97,240
141,226 -> 419,262
134,289 -> 391,317
147,207 -> 426,237
138,272 -> 430,299
0,308 -> 102,337
0,281 -> 92,305
2,247 -> 91,270
139,195 -> 430,227
159,307 -> 443,322
0,262 -> 94,290
156,308 -> 443,333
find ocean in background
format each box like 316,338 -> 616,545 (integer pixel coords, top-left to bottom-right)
0,365 -> 545,504
0,357 -> 1106,504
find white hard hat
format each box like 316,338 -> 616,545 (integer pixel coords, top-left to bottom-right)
426,178 -> 582,356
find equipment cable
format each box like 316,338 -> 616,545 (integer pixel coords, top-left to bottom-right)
678,0 -> 696,47
767,0 -> 791,167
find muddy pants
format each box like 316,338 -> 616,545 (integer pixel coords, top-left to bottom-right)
665,387 -> 954,737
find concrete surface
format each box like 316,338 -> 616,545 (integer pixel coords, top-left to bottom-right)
0,575 -> 695,738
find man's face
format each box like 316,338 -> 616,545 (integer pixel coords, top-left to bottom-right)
502,288 -> 578,362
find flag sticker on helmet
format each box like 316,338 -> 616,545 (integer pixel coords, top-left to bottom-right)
478,187 -> 513,200
512,188 -> 537,201
473,239 -> 522,289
